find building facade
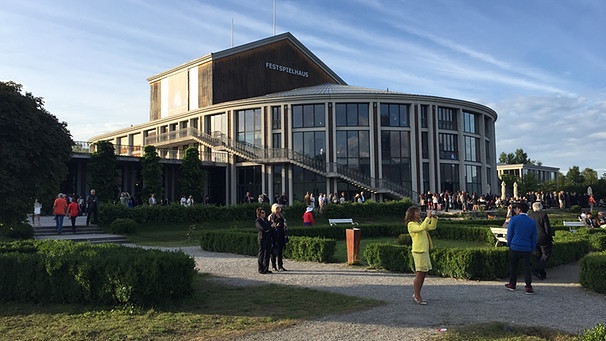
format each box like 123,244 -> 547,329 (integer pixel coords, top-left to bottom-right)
89,33 -> 499,205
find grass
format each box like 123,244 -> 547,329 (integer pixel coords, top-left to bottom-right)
433,322 -> 576,341
0,273 -> 383,340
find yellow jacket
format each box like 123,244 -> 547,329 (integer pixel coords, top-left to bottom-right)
407,217 -> 438,253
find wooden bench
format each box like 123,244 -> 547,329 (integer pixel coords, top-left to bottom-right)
329,218 -> 359,227
563,221 -> 585,233
490,227 -> 508,247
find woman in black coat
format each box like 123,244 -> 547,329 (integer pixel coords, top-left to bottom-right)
256,207 -> 273,274
268,203 -> 288,272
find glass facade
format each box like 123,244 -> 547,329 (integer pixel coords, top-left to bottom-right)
236,108 -> 262,146
465,165 -> 481,194
336,130 -> 370,174
336,103 -> 369,126
292,104 -> 325,128
380,103 -> 409,127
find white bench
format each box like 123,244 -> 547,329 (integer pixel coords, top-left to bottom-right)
564,221 -> 585,233
329,218 -> 359,227
490,227 -> 508,247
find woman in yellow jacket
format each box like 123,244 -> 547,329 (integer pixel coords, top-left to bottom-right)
405,206 -> 438,305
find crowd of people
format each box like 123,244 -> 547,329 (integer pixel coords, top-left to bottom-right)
40,189 -> 99,234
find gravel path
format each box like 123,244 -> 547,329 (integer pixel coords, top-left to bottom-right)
142,246 -> 605,340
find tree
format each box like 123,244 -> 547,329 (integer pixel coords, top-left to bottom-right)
141,145 -> 163,202
0,81 -> 73,225
180,147 -> 206,203
498,148 -> 536,165
565,166 -> 584,187
581,168 -> 598,187
88,140 -> 117,202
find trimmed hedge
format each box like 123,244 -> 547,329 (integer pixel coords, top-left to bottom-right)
580,251 -> 606,294
0,222 -> 34,240
98,200 -> 413,226
364,238 -> 590,280
0,240 -> 196,306
198,230 -> 336,263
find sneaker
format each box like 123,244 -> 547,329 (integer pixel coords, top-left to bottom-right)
525,286 -> 535,295
279,267 -> 287,271
505,283 -> 516,291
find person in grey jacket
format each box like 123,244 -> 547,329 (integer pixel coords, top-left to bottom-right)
528,201 -> 552,280
505,202 -> 538,294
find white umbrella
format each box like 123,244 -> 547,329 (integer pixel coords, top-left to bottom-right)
513,182 -> 519,200
501,181 -> 506,200
588,186 -> 593,196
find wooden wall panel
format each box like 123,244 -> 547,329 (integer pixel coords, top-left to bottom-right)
198,62 -> 212,108
149,81 -> 161,121
211,40 -> 340,104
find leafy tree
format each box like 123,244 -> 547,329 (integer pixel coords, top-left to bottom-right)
518,172 -> 539,195
582,168 -> 598,187
88,140 -> 117,202
180,147 -> 206,203
141,145 -> 162,202
498,148 -> 536,165
0,81 -> 73,225
565,166 -> 584,187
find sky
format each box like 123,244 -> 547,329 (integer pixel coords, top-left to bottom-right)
1,0 -> 605,174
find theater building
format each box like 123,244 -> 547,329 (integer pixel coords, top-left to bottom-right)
88,32 -> 499,205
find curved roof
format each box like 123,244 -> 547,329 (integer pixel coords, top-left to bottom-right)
260,83 -> 401,97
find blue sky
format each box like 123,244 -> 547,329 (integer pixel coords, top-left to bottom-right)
2,0 -> 605,174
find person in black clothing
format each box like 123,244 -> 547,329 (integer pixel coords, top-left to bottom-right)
268,203 -> 288,272
255,207 -> 273,274
86,189 -> 98,226
528,201 -> 552,280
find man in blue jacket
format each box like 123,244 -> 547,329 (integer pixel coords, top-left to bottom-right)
505,202 -> 538,294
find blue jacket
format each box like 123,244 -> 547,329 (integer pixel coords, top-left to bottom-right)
507,213 -> 537,252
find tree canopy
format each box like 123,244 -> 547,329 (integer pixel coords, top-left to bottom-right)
180,147 -> 206,202
141,145 -> 162,201
498,148 -> 538,165
0,81 -> 73,225
88,140 -> 117,202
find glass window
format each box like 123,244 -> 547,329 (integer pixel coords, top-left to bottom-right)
465,165 -> 481,194
437,107 -> 457,130
420,105 -> 428,128
463,111 -> 478,134
464,136 -> 479,162
336,130 -> 370,174
440,163 -> 459,193
439,133 -> 458,160
292,104 -> 325,128
293,131 -> 325,159
380,103 -> 409,127
336,103 -> 369,126
272,106 -> 281,130
273,133 -> 281,148
236,108 -> 262,146
421,132 -> 429,159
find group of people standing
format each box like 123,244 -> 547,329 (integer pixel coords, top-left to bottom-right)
41,189 -> 98,234
406,199 -> 555,305
256,203 -> 289,274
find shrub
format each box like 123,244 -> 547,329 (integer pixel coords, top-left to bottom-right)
579,251 -> 606,294
581,323 -> 606,341
0,222 -> 34,240
570,205 -> 582,214
110,218 -> 137,234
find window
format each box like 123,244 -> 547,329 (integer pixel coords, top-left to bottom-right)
421,132 -> 429,159
336,130 -> 370,174
380,103 -> 409,127
272,106 -> 281,129
292,104 -> 325,128
380,131 -> 412,188
293,131 -> 325,159
439,133 -> 458,160
272,133 -> 281,148
465,165 -> 481,194
463,111 -> 478,134
464,136 -> 479,162
437,107 -> 457,130
336,103 -> 369,126
236,108 -> 262,146
440,163 -> 459,193
420,105 -> 429,128
422,162 -> 430,194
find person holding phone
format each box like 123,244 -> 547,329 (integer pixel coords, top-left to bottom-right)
406,206 -> 438,305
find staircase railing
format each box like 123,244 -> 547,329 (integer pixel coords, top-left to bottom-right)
186,128 -> 417,200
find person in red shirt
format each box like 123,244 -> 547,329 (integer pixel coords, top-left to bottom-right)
302,206 -> 315,226
53,193 -> 68,234
68,196 -> 80,234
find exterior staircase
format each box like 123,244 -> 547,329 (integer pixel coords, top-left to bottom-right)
186,128 -> 417,200
33,217 -> 128,244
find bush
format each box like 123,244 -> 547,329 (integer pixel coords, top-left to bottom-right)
570,205 -> 582,213
581,323 -> 606,341
0,222 -> 34,240
579,251 -> 606,294
0,240 -> 196,306
110,218 -> 137,234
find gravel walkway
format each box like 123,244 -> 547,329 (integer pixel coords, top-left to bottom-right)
141,246 -> 605,340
